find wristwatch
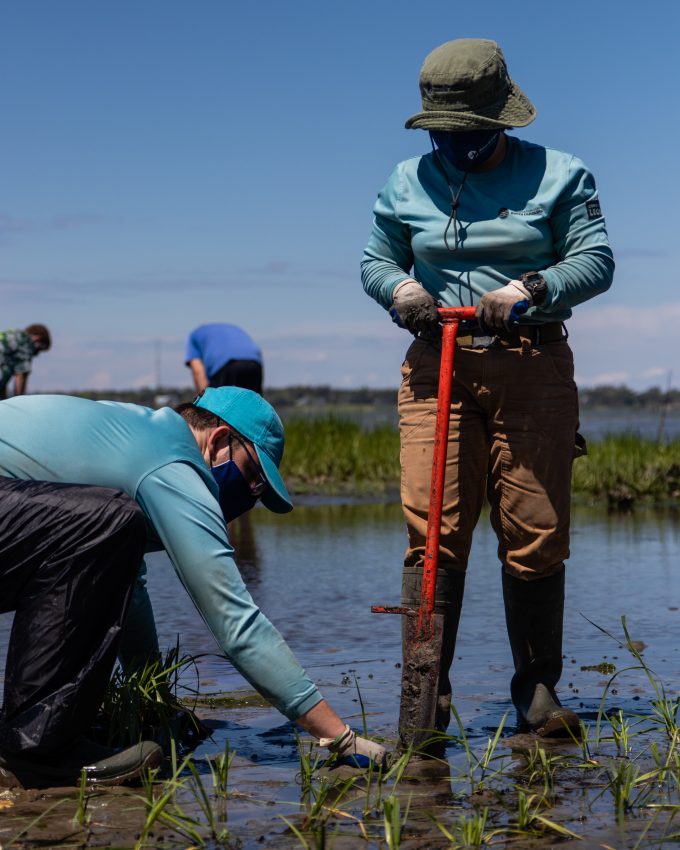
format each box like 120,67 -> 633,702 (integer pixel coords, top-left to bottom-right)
520,271 -> 548,307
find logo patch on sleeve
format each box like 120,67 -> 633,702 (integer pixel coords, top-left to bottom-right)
586,199 -> 602,219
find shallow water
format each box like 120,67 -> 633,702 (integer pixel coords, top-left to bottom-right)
1,502 -> 679,847
143,503 -> 680,732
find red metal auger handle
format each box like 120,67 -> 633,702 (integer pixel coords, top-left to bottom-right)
418,306 -> 476,637
372,305 -> 477,640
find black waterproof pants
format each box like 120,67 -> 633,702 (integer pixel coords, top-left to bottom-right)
0,478 -> 146,756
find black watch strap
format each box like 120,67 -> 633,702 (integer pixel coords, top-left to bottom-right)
520,271 -> 548,307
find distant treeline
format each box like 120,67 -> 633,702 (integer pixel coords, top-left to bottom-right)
70,383 -> 679,410
579,385 -> 679,409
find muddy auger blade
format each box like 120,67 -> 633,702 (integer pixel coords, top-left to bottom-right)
372,306 -> 477,752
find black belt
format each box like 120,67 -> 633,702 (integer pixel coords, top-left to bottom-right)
456,322 -> 567,348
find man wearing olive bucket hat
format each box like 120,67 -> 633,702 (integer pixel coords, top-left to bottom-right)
0,388 -> 386,788
362,39 -> 614,738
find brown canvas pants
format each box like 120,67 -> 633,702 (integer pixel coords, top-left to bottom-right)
398,336 -> 581,586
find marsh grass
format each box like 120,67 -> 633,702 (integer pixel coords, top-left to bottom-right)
72,769 -> 91,829
6,616 -> 680,849
609,708 -> 638,756
518,744 -> 559,798
512,791 -> 581,839
451,705 -> 508,794
282,416 -> 680,502
98,644 -> 206,750
588,615 -> 679,744
572,434 -> 680,501
430,806 -> 501,848
282,417 -> 400,492
271,611 -> 679,848
207,740 -> 234,797
296,732 -> 325,794
382,794 -> 404,849
134,740 -> 233,849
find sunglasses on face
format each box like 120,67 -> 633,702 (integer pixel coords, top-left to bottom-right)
227,432 -> 268,498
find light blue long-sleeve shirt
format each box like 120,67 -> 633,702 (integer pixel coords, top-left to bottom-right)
361,136 -> 614,320
0,395 -> 321,720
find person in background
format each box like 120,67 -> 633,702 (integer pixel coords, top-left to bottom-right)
361,38 -> 614,739
0,387 -> 386,789
0,324 -> 51,399
186,323 -> 263,395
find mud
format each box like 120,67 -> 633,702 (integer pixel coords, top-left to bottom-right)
0,503 -> 678,848
398,613 -> 444,749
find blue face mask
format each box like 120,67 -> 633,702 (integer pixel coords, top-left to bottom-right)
430,129 -> 501,172
211,460 -> 258,524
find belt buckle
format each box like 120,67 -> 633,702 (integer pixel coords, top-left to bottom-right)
471,333 -> 496,348
458,320 -> 496,349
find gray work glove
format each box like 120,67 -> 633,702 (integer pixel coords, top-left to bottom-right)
390,279 -> 439,335
476,280 -> 531,331
319,725 -> 388,769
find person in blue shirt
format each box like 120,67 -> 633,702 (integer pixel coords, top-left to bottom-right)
0,387 -> 386,788
362,38 -> 614,743
186,323 -> 264,395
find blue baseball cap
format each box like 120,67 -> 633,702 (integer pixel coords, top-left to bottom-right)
194,387 -> 293,514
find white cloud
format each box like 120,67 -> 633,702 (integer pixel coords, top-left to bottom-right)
577,371 -> 629,385
642,367 -> 670,380
569,302 -> 680,390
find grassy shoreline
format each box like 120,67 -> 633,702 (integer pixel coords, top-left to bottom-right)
281,416 -> 680,507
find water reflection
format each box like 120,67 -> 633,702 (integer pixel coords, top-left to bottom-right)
228,513 -> 261,587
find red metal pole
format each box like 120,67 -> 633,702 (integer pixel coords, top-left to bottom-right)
417,306 -> 476,639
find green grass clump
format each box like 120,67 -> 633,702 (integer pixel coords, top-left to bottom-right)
282,416 -> 680,504
97,645 -> 206,750
282,416 -> 399,491
572,434 -> 680,501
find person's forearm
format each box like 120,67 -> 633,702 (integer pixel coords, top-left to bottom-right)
295,699 -> 345,739
541,248 -> 614,312
188,359 -> 209,394
135,468 -> 385,754
13,373 -> 28,396
137,468 -> 323,719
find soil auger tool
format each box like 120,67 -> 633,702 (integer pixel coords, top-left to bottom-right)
372,305 -> 477,752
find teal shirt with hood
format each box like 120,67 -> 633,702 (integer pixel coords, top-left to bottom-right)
0,394 -> 321,720
361,136 -> 614,320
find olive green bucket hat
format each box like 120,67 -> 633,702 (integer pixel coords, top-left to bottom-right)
405,38 -> 536,131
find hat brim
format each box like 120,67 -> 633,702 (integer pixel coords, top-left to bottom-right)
405,82 -> 536,131
255,445 -> 293,514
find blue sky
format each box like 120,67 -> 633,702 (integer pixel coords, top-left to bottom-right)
2,0 -> 678,391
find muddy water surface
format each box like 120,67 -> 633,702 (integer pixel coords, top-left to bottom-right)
1,503 -> 678,848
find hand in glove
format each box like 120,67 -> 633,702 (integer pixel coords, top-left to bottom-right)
319,724 -> 388,769
389,279 -> 439,335
476,280 -> 530,331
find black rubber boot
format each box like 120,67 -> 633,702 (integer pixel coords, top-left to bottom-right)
0,737 -> 163,789
502,567 -> 580,738
402,566 -> 465,735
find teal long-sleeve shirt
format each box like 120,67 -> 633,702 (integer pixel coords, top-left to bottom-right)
361,136 -> 614,320
0,395 -> 321,720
